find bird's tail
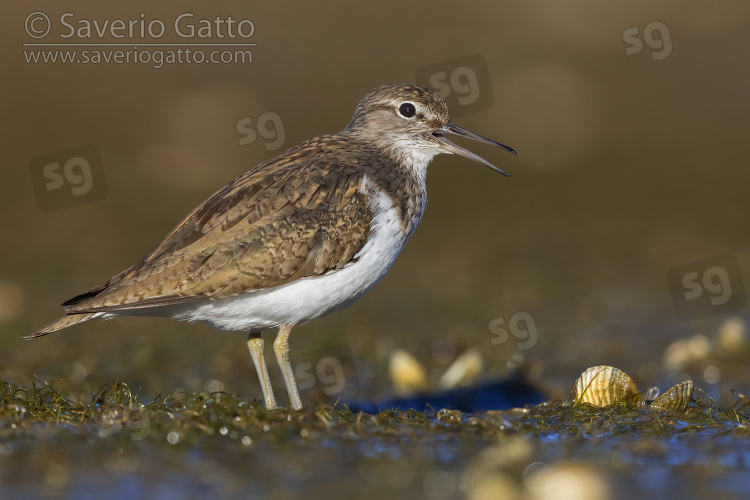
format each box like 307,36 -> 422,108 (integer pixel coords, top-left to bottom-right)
24,313 -> 97,339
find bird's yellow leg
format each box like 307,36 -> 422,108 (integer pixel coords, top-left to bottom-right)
247,331 -> 277,409
273,323 -> 302,410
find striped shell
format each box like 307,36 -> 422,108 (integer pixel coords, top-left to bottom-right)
649,380 -> 694,412
573,365 -> 644,407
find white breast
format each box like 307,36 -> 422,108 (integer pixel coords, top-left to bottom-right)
142,175 -> 427,332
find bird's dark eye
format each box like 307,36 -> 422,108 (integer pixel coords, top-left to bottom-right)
398,102 -> 416,118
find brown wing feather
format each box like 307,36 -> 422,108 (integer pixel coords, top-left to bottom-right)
63,135 -> 372,314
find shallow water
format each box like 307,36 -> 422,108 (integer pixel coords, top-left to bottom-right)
2,381 -> 750,499
4,1 -> 750,498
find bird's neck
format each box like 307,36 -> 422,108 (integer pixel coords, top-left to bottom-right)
362,147 -> 430,238
337,128 -> 432,236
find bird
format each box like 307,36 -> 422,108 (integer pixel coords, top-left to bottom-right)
26,83 -> 516,410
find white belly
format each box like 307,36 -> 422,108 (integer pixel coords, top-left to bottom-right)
111,177 -> 425,332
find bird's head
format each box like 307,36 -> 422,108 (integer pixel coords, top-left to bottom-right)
344,83 -> 516,176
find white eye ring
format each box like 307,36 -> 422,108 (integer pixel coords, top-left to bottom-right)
398,102 -> 417,119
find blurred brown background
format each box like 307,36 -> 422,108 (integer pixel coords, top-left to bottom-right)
2,1 -> 750,404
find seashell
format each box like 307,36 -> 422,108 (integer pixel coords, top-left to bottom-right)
389,349 -> 428,397
716,316 -> 747,354
662,335 -> 710,372
644,385 -> 660,401
573,365 -> 643,407
438,348 -> 483,389
524,462 -> 612,500
649,380 -> 693,412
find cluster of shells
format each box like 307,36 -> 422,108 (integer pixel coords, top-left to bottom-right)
573,365 -> 694,412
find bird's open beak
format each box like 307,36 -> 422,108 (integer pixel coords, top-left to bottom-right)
433,122 -> 517,177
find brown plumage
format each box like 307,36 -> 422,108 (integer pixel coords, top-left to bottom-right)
26,83 -> 516,409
